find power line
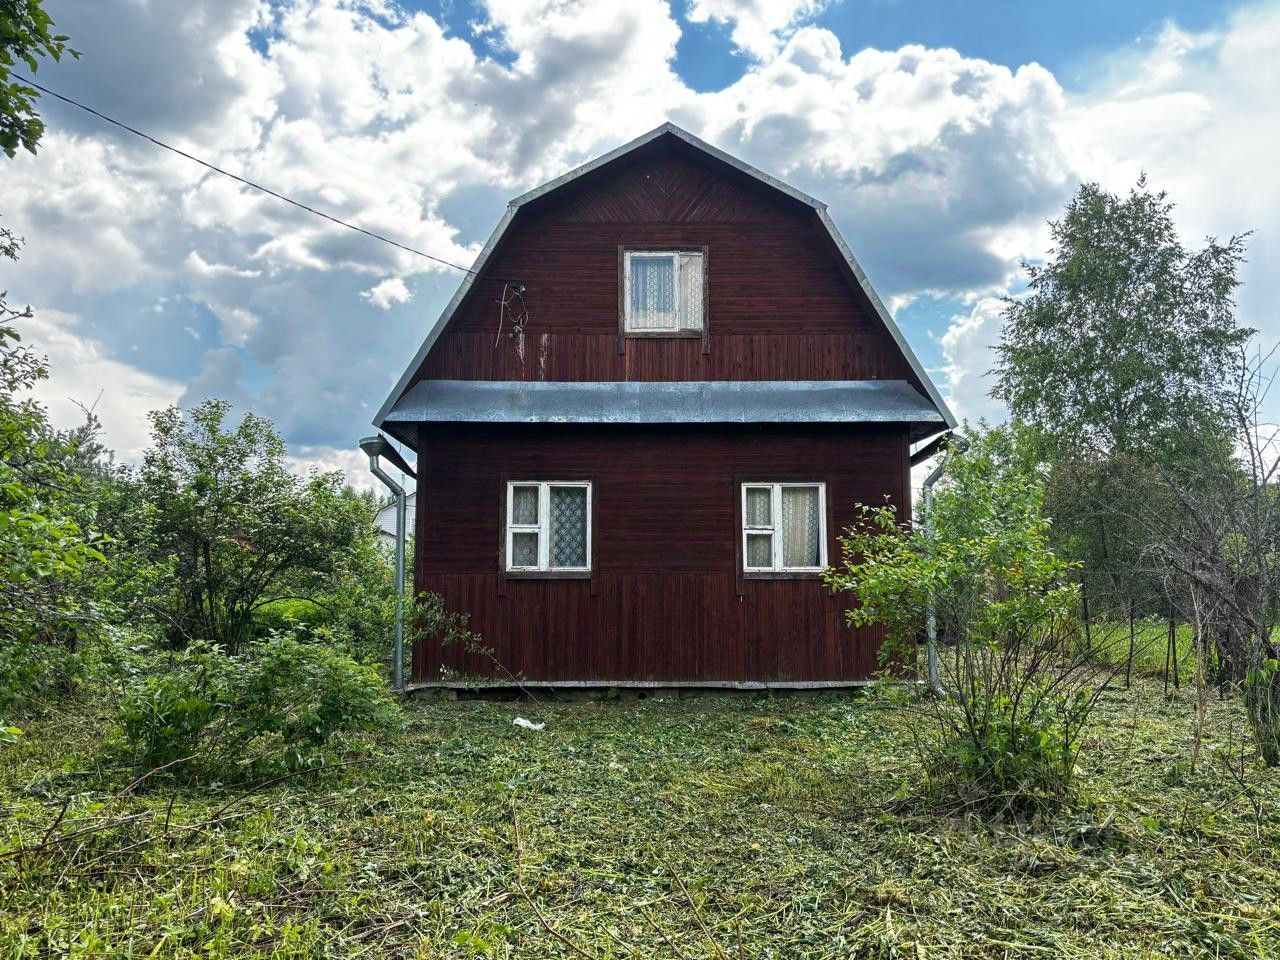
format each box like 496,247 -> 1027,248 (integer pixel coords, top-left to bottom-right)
15,74 -> 509,282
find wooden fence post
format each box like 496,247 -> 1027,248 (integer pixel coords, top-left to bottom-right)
1126,600 -> 1135,689
1164,615 -> 1172,695
1082,581 -> 1092,653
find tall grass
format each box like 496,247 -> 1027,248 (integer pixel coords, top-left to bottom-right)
1069,617 -> 1198,681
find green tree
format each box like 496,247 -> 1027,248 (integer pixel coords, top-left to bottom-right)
1,0 -> 75,158
993,177 -> 1250,463
1,254 -> 104,713
125,399 -> 370,655
992,178 -> 1250,607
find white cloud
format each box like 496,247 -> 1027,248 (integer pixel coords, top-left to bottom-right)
19,309 -> 184,461
939,297 -> 1006,424
3,0 -> 1278,471
185,251 -> 262,279
1062,5 -> 1280,346
691,30 -> 1076,293
939,3 -> 1280,423
687,0 -> 831,59
361,277 -> 412,310
288,445 -> 385,491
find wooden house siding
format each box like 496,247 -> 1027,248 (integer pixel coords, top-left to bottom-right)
414,149 -> 919,387
376,126 -> 954,686
412,423 -> 909,683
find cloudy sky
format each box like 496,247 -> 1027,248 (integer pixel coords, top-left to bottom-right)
1,0 -> 1276,486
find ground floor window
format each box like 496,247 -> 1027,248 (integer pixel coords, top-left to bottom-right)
506,481 -> 591,573
742,482 -> 826,573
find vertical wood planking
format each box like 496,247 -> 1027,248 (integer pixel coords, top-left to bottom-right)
412,422 -> 907,683
411,141 -> 921,390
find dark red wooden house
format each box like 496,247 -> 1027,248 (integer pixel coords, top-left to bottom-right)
373,123 -> 956,689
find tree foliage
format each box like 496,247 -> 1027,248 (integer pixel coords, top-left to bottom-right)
991,178 -> 1251,616
1,247 -> 104,714
993,177 -> 1250,464
0,0 -> 76,158
118,399 -> 372,655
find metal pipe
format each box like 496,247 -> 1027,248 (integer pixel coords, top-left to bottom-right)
921,431 -> 968,698
360,436 -> 407,694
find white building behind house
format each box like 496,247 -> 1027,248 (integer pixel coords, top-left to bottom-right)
375,491 -> 416,548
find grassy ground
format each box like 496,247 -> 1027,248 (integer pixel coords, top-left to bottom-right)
1071,618 -> 1198,679
2,680 -> 1278,959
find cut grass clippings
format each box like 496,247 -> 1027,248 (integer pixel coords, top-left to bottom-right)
1,679 -> 1278,958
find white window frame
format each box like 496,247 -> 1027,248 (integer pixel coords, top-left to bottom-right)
622,249 -> 704,334
506,481 -> 592,573
741,482 -> 827,574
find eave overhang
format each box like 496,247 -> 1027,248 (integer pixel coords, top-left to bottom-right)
380,379 -> 947,448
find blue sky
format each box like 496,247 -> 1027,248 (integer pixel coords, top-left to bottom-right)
1,0 -> 1276,483
420,0 -> 1238,90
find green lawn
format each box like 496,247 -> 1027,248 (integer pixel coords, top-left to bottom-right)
1072,617 -> 1199,680
2,681 -> 1278,959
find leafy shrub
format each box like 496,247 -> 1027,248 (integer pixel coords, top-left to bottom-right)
117,631 -> 397,779
935,677 -> 1093,818
1,293 -> 107,715
117,657 -> 225,769
826,425 -> 1113,817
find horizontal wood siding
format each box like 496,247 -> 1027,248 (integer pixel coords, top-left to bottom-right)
413,145 -> 917,385
413,423 -> 910,683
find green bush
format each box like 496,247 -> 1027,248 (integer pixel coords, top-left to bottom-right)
117,631 -> 397,779
827,425 -> 1109,818
935,679 -> 1091,818
117,659 -> 225,769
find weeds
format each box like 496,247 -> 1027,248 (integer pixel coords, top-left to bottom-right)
1,681 -> 1278,958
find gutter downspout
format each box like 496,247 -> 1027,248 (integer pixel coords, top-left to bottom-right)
360,436 -> 408,694
921,431 -> 968,698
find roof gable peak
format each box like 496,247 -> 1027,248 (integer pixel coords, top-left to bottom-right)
372,125 -> 957,434
510,121 -> 826,213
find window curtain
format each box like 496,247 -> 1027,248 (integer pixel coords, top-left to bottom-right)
512,486 -> 538,525
510,486 -> 540,567
746,534 -> 773,567
511,533 -> 539,566
678,252 -> 703,332
550,486 -> 587,567
781,487 -> 821,567
629,256 -> 676,329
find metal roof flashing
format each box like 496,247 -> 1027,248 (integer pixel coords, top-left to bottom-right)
373,123 -> 957,432
382,380 -> 946,448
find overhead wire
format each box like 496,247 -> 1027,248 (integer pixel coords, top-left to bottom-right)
13,74 -> 520,284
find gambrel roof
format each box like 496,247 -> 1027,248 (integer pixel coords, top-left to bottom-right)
374,122 -> 956,437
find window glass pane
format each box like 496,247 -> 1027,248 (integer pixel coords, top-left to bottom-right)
549,486 -> 588,568
746,533 -> 773,568
745,487 -> 771,527
678,252 -> 704,332
511,485 -> 539,525
628,255 -> 676,330
511,531 -> 539,567
782,486 -> 821,568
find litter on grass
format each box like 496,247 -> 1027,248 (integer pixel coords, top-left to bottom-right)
512,717 -> 545,731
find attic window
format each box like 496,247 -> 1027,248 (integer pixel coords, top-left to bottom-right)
622,249 -> 705,335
